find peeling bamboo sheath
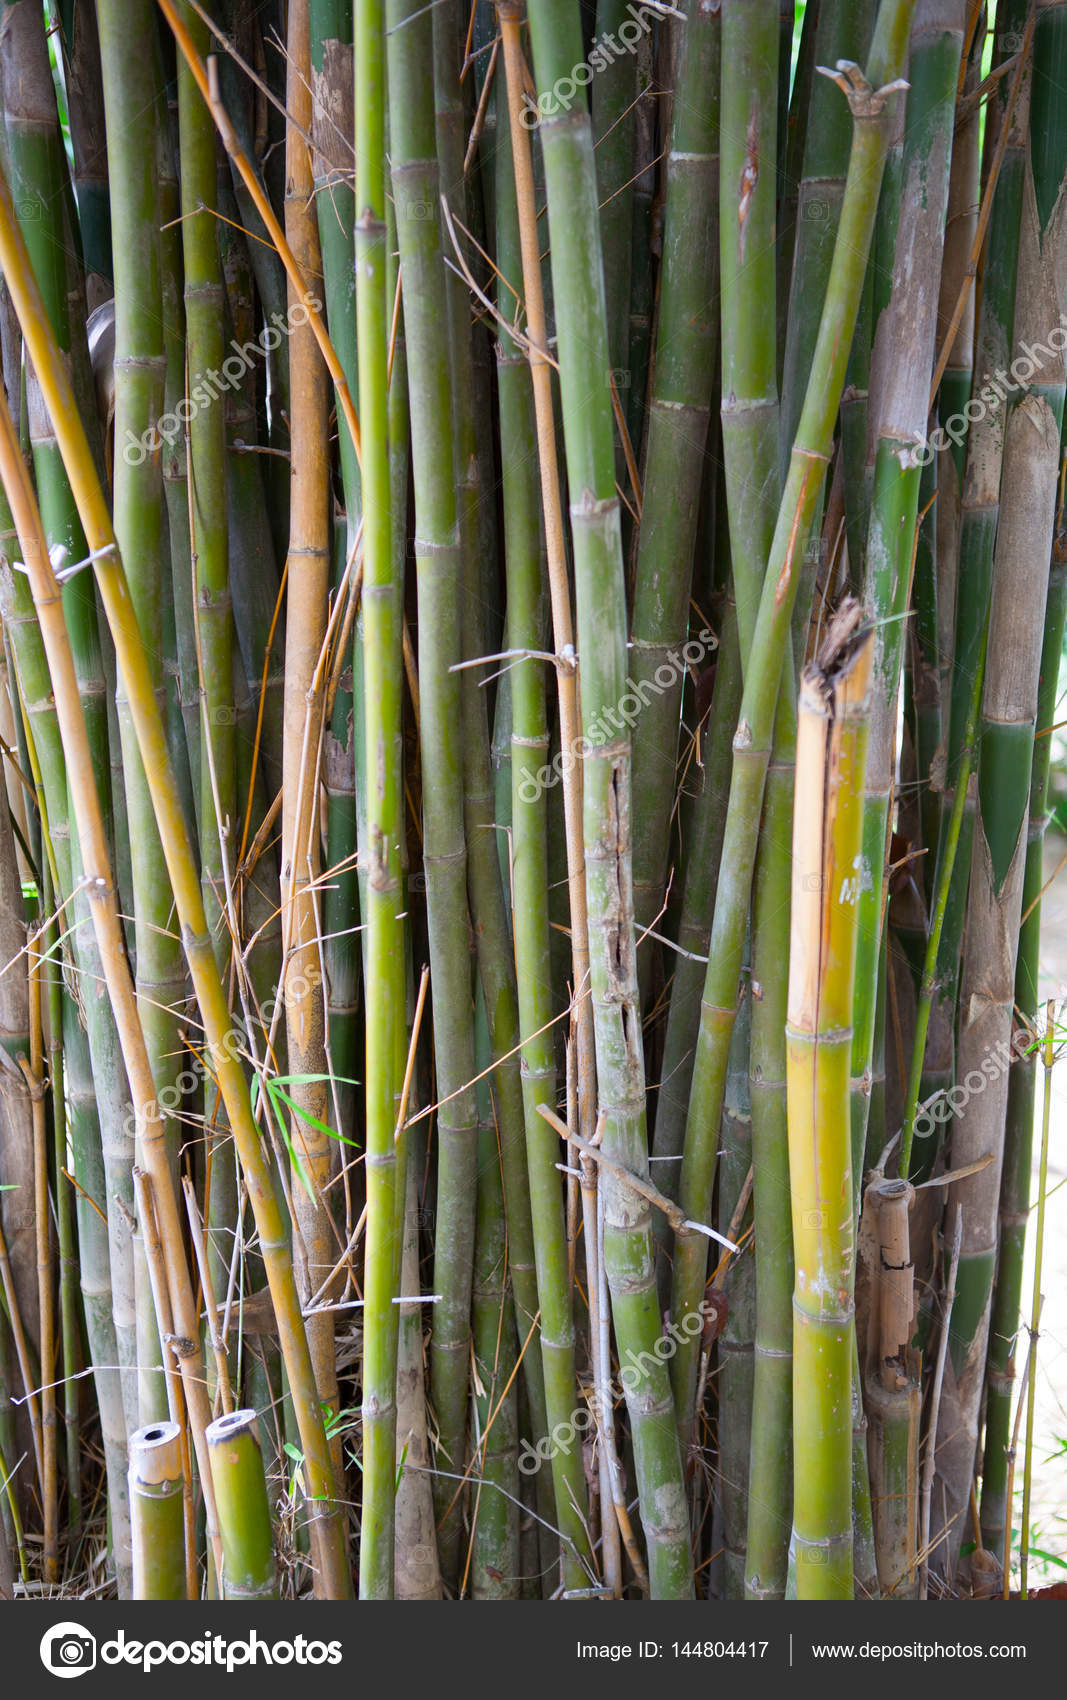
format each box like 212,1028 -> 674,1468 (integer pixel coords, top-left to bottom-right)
786,605 -> 873,1600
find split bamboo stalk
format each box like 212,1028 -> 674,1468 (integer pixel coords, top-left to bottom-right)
787,603 -> 873,1600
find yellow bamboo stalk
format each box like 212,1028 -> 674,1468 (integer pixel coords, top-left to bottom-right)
787,601 -> 874,1600
280,0 -> 339,1459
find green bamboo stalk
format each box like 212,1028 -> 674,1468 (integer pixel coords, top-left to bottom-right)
629,0 -> 719,967
385,0 -> 480,1588
489,26 -> 593,1593
592,0 -> 636,397
851,0 -> 962,1222
207,1408 -> 278,1599
470,994 -> 520,1600
981,515 -> 1067,1556
919,0 -> 1031,1123
745,687 -> 794,1598
525,0 -> 692,1599
787,606 -> 873,1600
718,976 -> 754,1598
128,1420 -> 186,1600
56,0 -> 112,310
930,393 -> 1061,1587
651,584 -> 742,1190
309,0 -> 363,1160
356,0 -> 404,1599
43,887 -> 80,1539
778,0 -> 873,658
97,0 -> 189,1429
671,0 -> 914,1436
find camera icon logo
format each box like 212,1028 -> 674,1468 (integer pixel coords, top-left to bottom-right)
39,1623 -> 97,1679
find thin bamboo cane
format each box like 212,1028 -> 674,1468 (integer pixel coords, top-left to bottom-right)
491,20 -> 593,1590
24,919 -> 55,1579
0,179 -> 351,1598
629,0 -> 720,972
1015,999 -> 1054,1599
787,604 -> 873,1600
385,0 -> 480,1586
671,0 -> 915,1434
279,0 -> 339,1446
355,0 -> 404,1600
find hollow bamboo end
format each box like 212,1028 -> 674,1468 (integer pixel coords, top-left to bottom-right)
128,1419 -> 183,1486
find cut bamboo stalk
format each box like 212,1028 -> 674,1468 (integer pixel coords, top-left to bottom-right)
863,1175 -> 920,1597
207,1407 -> 278,1600
786,602 -> 873,1600
129,1420 -> 186,1600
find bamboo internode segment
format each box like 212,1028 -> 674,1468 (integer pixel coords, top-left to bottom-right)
129,1420 -> 185,1601
787,602 -> 873,1600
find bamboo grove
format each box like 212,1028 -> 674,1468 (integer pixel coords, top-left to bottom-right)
0,0 -> 1061,1604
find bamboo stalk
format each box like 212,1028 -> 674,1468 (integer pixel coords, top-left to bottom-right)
930,393 -> 1061,1586
525,0 -> 692,1599
129,1420 -> 186,1600
786,603 -> 873,1600
207,1407 -> 278,1600
629,0 -> 720,973
356,0 -> 404,1600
